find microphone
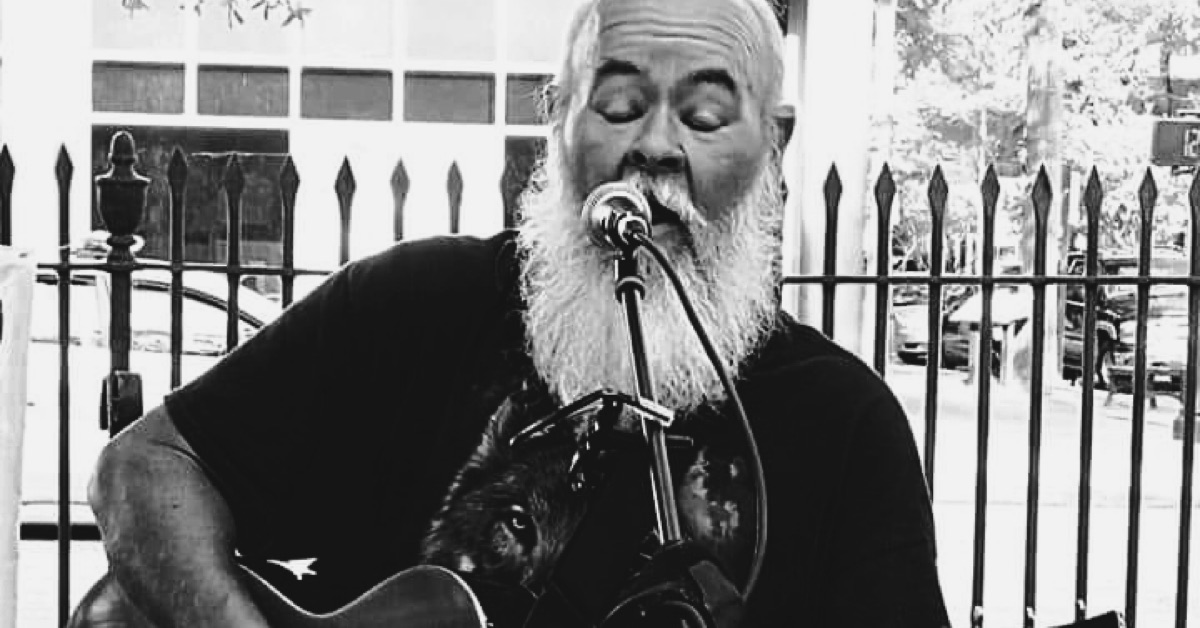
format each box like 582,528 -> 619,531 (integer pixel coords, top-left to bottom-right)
581,181 -> 652,251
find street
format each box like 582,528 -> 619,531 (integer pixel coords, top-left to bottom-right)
884,363 -> 1200,627
14,363 -> 1200,627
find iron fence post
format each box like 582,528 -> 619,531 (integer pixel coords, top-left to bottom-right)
95,131 -> 149,437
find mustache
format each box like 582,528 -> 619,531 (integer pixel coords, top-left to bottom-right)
622,172 -> 707,228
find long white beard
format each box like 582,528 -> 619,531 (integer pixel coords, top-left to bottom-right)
516,146 -> 784,412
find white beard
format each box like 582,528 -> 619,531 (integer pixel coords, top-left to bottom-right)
515,144 -> 785,413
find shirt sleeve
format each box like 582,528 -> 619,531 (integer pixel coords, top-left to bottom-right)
163,235 -> 508,557
165,254 -> 375,555
823,368 -> 952,628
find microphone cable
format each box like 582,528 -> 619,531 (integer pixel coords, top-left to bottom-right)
627,231 -> 767,602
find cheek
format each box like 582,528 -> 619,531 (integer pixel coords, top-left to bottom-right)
570,112 -> 634,193
696,129 -> 768,213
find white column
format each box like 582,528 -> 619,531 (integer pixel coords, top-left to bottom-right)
0,0 -> 93,257
782,0 -> 878,359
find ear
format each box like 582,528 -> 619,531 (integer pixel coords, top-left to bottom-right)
772,104 -> 796,152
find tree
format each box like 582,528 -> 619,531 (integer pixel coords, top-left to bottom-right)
120,0 -> 312,27
890,0 -> 1200,266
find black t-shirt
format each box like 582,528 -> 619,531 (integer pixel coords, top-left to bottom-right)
166,230 -> 951,627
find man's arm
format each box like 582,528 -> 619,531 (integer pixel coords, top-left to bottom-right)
88,405 -> 271,628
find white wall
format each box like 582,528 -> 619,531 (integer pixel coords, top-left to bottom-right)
0,0 -> 93,259
783,0 -> 878,358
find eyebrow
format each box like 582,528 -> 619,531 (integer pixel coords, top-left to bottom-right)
684,68 -> 738,94
594,59 -> 643,83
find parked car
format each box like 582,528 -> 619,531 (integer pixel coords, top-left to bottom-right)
944,283 -> 1030,374
1061,249 -> 1190,394
889,278 -> 986,369
20,251 -> 282,528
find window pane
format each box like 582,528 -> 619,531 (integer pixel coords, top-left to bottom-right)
91,125 -> 289,263
199,65 -> 289,117
502,136 -> 546,228
300,0 -> 393,61
93,0 -> 186,50
302,69 -> 392,120
93,62 -> 185,114
404,73 -> 494,124
404,0 -> 494,61
199,3 -> 291,55
505,74 -> 551,125
504,0 -> 586,64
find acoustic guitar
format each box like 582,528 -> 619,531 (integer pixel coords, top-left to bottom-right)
67,564 -> 489,628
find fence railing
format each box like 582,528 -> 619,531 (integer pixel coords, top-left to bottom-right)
2,130 -> 1198,628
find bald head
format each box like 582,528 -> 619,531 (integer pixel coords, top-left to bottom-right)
551,0 -> 787,139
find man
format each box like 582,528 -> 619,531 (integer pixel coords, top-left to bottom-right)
80,0 -> 951,625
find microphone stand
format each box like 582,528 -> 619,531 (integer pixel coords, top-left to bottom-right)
614,248 -> 682,544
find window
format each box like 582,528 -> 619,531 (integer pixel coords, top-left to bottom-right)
93,62 -> 186,114
404,73 -> 495,124
502,136 -> 546,227
88,0 -> 589,240
198,65 -> 289,117
301,69 -> 392,121
506,75 -> 552,125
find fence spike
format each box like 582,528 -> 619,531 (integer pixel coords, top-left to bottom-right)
1189,170 -> 1200,247
0,146 -> 11,246
928,165 -> 948,219
222,153 -> 246,200
448,161 -> 463,234
55,146 -> 73,253
335,156 -> 357,208
391,158 -> 409,241
1031,165 -> 1053,236
279,155 -> 298,303
0,145 -> 13,188
1083,168 -> 1103,233
168,147 -> 189,193
55,145 -> 73,193
168,148 -> 187,278
874,163 -> 895,231
824,164 -> 843,214
222,154 -> 244,269
874,163 -> 895,220
1138,167 -> 1158,224
981,164 -> 1000,219
279,154 -> 300,200
335,157 -> 355,264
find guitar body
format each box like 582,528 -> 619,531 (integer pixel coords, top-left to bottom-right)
67,565 -> 487,628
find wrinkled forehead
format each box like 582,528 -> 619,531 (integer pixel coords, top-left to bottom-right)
594,0 -> 763,94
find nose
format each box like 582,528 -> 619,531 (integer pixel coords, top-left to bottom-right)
626,109 -> 686,175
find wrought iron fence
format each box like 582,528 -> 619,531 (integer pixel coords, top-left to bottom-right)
2,129 -> 1198,628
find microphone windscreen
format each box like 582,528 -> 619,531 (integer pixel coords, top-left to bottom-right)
581,181 -> 651,248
